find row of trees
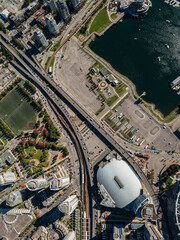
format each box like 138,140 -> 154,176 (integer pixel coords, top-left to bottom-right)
40,149 -> 48,163
162,164 -> 180,180
31,99 -> 43,112
0,22 -> 6,34
12,37 -> 25,50
1,45 -> 13,60
24,80 -> 36,94
28,139 -> 68,156
0,78 -> 21,100
17,83 -> 32,101
43,112 -> 60,142
0,119 -> 14,139
15,141 -> 26,160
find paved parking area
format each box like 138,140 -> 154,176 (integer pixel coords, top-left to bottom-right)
80,124 -> 107,162
114,96 -> 180,151
0,66 -> 16,91
55,39 -> 102,114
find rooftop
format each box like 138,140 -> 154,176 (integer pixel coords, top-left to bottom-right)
97,158 -> 142,208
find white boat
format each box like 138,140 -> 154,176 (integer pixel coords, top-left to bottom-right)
173,86 -> 179,91
177,91 -> 180,95
166,20 -> 170,23
157,57 -> 161,62
134,38 -> 138,40
165,44 -> 170,49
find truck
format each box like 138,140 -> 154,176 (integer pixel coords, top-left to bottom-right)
48,66 -> 52,74
135,153 -> 150,160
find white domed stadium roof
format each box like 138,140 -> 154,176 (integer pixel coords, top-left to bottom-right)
97,158 -> 142,209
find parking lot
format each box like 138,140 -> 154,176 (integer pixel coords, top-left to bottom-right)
55,39 -> 102,114
111,96 -> 180,151
0,66 -> 16,91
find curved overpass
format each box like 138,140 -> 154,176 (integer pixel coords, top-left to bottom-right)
0,34 -> 161,235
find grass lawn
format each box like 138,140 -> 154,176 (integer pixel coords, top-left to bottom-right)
50,57 -> 55,68
25,146 -> 36,155
33,149 -> 43,160
111,13 -> 117,20
114,81 -> 127,97
106,95 -> 118,106
51,37 -> 63,52
0,88 -> 36,135
44,56 -> 55,70
44,56 -> 51,70
89,8 -> 111,34
98,89 -> 118,106
95,105 -> 105,115
0,136 -> 7,145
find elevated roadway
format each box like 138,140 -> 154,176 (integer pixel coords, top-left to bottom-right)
0,33 -> 158,204
0,34 -> 162,232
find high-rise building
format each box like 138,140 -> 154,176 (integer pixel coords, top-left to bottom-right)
6,190 -> 23,207
45,14 -> 59,35
69,0 -> 80,10
34,30 -> 48,48
0,171 -> 16,186
27,178 -> 48,191
63,231 -> 76,240
47,0 -> 57,11
58,195 -> 78,215
50,176 -> 70,190
57,0 -> 70,22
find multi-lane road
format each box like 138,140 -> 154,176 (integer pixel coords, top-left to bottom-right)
0,28 -> 159,203
0,31 -> 163,235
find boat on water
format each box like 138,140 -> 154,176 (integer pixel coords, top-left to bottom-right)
166,20 -> 170,23
170,76 -> 180,87
165,44 -> 170,49
177,91 -> 180,96
173,86 -> 180,91
134,38 -> 138,40
157,57 -> 161,62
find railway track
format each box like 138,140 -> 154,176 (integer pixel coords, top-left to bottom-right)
45,0 -> 104,72
48,101 -> 90,217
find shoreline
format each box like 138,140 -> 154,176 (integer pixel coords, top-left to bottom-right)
77,6 -> 180,124
82,39 -> 179,124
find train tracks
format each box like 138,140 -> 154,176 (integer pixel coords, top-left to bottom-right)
48,101 -> 90,217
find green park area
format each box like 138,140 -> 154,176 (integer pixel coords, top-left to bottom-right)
111,13 -> 117,20
114,81 -> 127,97
89,7 -> 111,34
51,37 -> 63,52
44,56 -> 55,70
98,89 -> 118,106
0,88 -> 36,135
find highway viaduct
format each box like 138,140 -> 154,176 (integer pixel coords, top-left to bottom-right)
0,33 -> 163,232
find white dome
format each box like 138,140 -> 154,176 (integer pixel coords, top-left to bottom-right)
97,159 -> 142,208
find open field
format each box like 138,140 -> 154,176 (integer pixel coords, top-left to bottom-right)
0,88 -> 36,135
89,7 -> 111,34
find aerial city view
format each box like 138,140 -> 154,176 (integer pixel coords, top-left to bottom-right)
0,0 -> 179,238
